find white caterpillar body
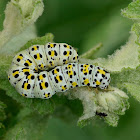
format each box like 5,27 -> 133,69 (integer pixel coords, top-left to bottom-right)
8,62 -> 110,99
13,42 -> 78,71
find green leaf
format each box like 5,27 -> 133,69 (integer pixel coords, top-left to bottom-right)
111,67 -> 140,87
0,0 -> 9,31
4,112 -> 49,140
111,67 -> 140,102
132,23 -> 140,50
0,101 -> 6,122
0,54 -> 13,79
0,100 -> 6,134
96,87 -> 129,115
104,113 -> 119,127
122,0 -> 140,64
110,66 -> 140,102
65,86 -> 129,127
19,33 -> 54,52
96,87 -> 129,127
123,83 -> 140,102
0,0 -> 44,51
122,0 -> 140,21
0,24 -> 37,54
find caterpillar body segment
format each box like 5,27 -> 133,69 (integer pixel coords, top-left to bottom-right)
15,72 -> 37,98
8,64 -> 35,87
45,43 -> 78,68
28,45 -> 47,70
34,71 -> 54,99
8,63 -> 110,99
12,43 -> 78,70
12,50 -> 38,71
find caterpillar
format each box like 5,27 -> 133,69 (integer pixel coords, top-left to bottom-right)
12,42 -> 78,71
8,63 -> 110,99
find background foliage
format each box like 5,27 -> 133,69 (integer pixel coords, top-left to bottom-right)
0,0 -> 140,139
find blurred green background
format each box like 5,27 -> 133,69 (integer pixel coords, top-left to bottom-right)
1,0 -> 140,139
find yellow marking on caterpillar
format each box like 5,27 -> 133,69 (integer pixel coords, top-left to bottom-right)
83,69 -> 88,74
66,45 -> 70,48
39,75 -> 44,80
51,51 -> 55,57
24,83 -> 28,90
54,69 -> 59,74
40,64 -> 44,68
98,70 -> 105,75
62,86 -> 67,90
41,82 -> 47,89
83,64 -> 89,68
22,94 -> 25,97
22,69 -> 30,73
17,55 -> 23,60
72,82 -> 77,87
50,44 -> 54,48
12,71 -> 19,77
68,70 -> 73,76
25,60 -> 32,66
96,81 -> 100,85
64,60 -> 68,64
56,75 -> 62,82
45,93 -> 49,98
27,74 -> 32,80
66,51 -> 70,57
83,64 -> 89,74
74,57 -> 77,60
33,46 -> 38,51
36,53 -> 41,60
68,64 -> 72,69
34,67 -> 38,71
84,79 -> 89,85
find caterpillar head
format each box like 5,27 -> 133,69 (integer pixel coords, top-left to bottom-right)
94,67 -> 111,89
99,72 -> 110,89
